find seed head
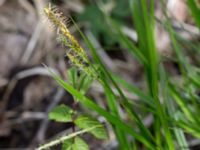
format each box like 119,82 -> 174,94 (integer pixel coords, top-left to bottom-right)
43,4 -> 98,79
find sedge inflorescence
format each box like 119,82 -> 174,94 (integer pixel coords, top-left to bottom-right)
44,4 -> 97,79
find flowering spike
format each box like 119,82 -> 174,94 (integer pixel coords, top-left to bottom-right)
43,4 -> 99,79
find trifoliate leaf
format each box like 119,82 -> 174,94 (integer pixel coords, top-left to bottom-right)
74,115 -> 107,139
62,139 -> 73,150
49,104 -> 75,122
72,137 -> 89,150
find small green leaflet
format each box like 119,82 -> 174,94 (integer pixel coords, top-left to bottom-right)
62,137 -> 89,150
75,115 -> 108,140
62,139 -> 73,150
49,104 -> 75,122
72,137 -> 89,150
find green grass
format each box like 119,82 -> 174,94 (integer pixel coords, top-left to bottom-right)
45,1 -> 200,149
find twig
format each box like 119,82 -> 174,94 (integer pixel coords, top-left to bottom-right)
172,21 -> 199,36
20,22 -> 43,63
85,30 -> 117,71
33,87 -> 65,143
20,0 -> 48,64
1,112 -> 46,128
19,0 -> 35,15
122,26 -> 137,42
36,125 -> 102,150
1,66 -> 59,113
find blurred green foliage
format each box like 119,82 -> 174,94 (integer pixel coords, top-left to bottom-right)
77,0 -> 130,46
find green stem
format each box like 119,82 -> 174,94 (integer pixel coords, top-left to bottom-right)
37,125 -> 102,150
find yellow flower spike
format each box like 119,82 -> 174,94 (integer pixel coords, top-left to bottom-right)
44,4 -> 84,54
43,4 -> 99,80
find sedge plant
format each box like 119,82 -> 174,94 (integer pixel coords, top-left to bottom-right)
38,1 -> 200,150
